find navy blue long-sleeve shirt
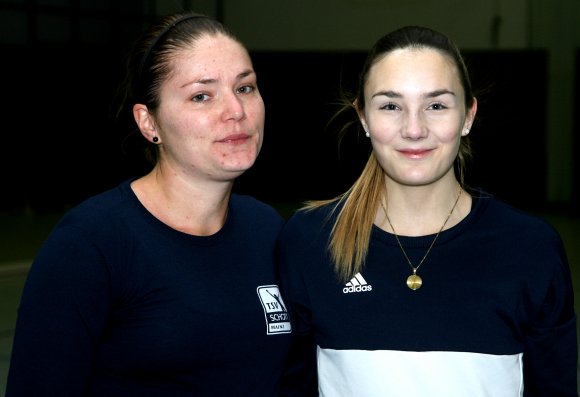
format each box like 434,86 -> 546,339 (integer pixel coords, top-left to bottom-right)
7,179 -> 293,396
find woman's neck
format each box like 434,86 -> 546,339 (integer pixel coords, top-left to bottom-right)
377,180 -> 470,236
131,167 -> 233,236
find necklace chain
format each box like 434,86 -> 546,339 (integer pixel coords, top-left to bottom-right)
381,187 -> 462,289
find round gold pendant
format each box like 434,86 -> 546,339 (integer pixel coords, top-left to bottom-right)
406,274 -> 422,290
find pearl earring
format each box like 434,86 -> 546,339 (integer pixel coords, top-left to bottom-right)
365,131 -> 370,138
462,128 -> 470,136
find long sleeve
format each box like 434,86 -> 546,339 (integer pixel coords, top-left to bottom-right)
522,232 -> 577,396
6,224 -> 111,396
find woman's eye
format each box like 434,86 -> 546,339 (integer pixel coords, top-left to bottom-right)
429,103 -> 447,110
192,93 -> 209,102
380,103 -> 398,111
237,85 -> 254,94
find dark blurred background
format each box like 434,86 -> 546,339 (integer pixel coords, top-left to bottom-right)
0,0 -> 578,213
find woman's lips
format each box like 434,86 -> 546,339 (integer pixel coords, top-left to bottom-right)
217,133 -> 251,144
398,149 -> 432,159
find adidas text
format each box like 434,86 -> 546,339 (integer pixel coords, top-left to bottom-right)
343,284 -> 373,293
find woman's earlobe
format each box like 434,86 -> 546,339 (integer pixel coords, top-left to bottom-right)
363,124 -> 370,137
133,104 -> 158,143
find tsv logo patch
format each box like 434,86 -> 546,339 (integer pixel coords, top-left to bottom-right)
257,285 -> 292,335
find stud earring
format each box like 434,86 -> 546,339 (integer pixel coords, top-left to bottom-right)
152,136 -> 159,143
363,125 -> 370,137
462,128 -> 470,136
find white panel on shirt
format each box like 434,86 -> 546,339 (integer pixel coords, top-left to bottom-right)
318,347 -> 523,397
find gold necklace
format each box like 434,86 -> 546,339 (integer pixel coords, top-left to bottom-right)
382,188 -> 462,290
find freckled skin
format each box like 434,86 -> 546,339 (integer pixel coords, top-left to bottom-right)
155,34 -> 265,182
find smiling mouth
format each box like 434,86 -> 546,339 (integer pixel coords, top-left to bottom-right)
399,149 -> 431,155
399,149 -> 432,158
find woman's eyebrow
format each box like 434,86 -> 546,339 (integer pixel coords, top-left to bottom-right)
181,69 -> 255,88
371,89 -> 456,100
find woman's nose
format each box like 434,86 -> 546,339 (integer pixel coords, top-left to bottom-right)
401,111 -> 427,140
222,92 -> 245,121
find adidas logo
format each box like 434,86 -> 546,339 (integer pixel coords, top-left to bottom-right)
343,273 -> 372,293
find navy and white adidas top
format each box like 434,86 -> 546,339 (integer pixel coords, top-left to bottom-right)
277,192 -> 578,397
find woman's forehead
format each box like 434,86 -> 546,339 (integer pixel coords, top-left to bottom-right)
367,48 -> 460,88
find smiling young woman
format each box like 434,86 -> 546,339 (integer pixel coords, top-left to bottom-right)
277,25 -> 577,397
